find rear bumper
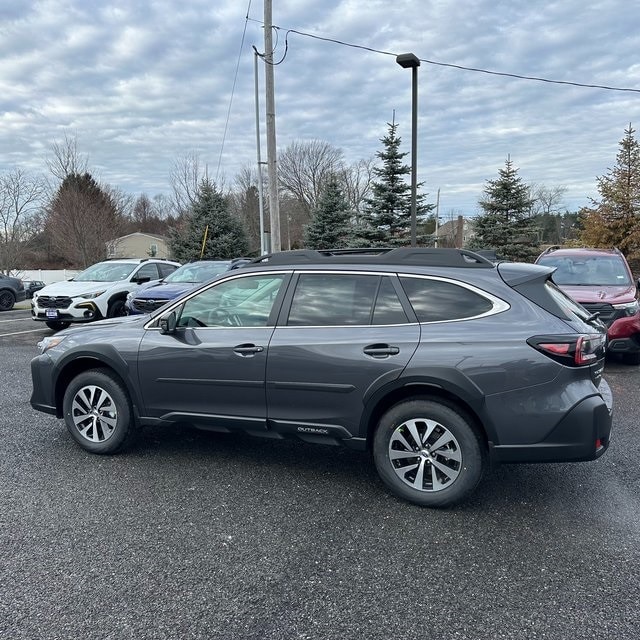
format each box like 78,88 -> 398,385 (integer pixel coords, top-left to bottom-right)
490,380 -> 613,464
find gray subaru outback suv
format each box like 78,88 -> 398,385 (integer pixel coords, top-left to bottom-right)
30,248 -> 613,507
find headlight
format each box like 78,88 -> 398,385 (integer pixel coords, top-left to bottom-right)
79,290 -> 106,299
612,300 -> 639,316
37,335 -> 67,353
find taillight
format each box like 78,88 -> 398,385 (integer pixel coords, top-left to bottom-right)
528,334 -> 606,366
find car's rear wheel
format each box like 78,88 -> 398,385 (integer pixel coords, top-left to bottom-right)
373,399 -> 485,507
45,320 -> 71,331
0,290 -> 15,311
62,369 -> 138,454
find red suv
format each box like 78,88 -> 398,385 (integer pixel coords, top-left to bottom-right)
536,247 -> 640,364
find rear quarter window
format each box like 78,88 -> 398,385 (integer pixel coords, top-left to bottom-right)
399,276 -> 496,322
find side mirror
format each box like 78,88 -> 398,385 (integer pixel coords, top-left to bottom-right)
159,311 -> 177,335
134,276 -> 151,284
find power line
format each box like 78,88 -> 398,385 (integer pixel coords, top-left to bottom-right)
247,17 -> 640,93
216,0 -> 253,184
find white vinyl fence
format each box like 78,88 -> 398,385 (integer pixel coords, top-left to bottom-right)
11,269 -> 80,285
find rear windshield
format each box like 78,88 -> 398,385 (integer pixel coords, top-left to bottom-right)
537,254 -> 631,286
544,280 -> 594,323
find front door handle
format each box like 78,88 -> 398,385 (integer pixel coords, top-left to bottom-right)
363,344 -> 400,358
233,344 -> 264,356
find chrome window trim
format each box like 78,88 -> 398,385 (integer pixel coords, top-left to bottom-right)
398,273 -> 510,323
143,268 -> 510,330
143,270 -> 292,330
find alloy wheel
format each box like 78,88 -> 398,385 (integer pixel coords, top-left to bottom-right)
70,384 -> 118,443
388,417 -> 462,492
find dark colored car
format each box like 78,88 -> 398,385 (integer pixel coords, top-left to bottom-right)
25,280 -> 46,299
30,248 -> 613,507
0,273 -> 26,311
536,247 -> 640,365
126,260 -> 236,315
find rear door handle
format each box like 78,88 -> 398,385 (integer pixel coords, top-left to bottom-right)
363,344 -> 400,358
233,344 -> 264,356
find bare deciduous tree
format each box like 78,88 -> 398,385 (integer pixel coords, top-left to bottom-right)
46,133 -> 89,183
0,169 -> 46,273
231,166 -> 262,253
338,157 -> 375,219
528,184 -> 567,216
170,151 -> 214,217
278,140 -> 344,214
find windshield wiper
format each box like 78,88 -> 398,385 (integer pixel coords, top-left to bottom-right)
586,311 -> 601,323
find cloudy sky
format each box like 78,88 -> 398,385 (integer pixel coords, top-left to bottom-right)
1,0 -> 639,217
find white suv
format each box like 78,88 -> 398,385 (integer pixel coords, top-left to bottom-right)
32,258 -> 180,330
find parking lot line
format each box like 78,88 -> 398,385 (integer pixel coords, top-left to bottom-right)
0,328 -> 49,337
0,318 -> 29,324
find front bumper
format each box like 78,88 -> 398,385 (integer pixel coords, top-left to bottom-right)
30,354 -> 59,417
32,299 -> 102,324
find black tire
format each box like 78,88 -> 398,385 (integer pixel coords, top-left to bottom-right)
107,298 -> 127,318
45,320 -> 71,331
62,369 -> 138,454
622,352 -> 640,365
0,290 -> 15,311
373,399 -> 485,508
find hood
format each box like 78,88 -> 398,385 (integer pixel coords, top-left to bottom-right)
59,313 -> 149,338
35,280 -> 118,298
134,281 -> 197,300
557,283 -> 636,304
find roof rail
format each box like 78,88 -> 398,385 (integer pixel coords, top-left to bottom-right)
249,247 -> 494,268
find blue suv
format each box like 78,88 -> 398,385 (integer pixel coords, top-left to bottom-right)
126,260 -> 237,315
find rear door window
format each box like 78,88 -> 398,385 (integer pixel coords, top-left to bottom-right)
285,273 -> 411,326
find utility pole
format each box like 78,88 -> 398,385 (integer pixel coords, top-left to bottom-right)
253,47 -> 267,254
264,0 -> 281,252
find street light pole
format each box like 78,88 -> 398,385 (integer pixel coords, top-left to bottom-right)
396,53 -> 420,247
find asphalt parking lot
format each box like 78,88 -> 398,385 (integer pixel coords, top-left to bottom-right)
1,309 -> 639,639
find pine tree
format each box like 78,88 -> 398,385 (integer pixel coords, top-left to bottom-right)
356,121 -> 432,246
469,157 -> 538,261
579,124 -> 640,258
304,178 -> 353,249
169,179 -> 248,261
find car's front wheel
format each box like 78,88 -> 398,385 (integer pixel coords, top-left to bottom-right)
62,369 -> 138,454
107,299 -> 127,318
373,399 -> 485,507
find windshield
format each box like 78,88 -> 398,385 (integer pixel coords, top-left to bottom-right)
165,262 -> 231,284
538,255 -> 632,286
74,262 -> 137,282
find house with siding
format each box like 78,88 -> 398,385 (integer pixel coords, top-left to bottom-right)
106,232 -> 171,259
